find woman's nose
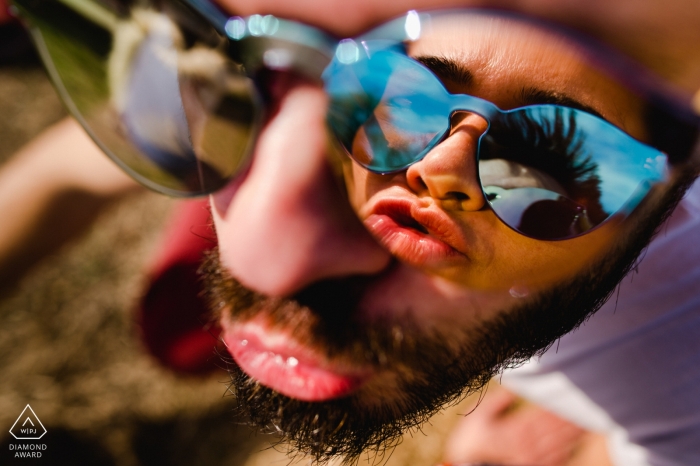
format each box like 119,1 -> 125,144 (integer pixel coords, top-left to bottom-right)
405,112 -> 488,212
210,74 -> 391,297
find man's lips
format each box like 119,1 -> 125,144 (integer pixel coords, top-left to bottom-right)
223,321 -> 370,402
364,200 -> 468,267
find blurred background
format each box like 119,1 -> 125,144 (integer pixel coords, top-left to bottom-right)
0,21 -> 268,466
0,21 -> 471,466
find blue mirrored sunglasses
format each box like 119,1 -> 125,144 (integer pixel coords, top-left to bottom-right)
10,0 -> 700,240
324,39 -> 677,239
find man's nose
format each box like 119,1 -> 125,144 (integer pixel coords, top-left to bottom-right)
211,76 -> 391,297
405,112 -> 487,212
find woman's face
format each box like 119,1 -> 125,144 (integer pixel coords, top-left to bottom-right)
344,16 -> 648,293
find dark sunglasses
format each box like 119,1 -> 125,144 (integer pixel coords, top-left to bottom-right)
10,0 -> 700,240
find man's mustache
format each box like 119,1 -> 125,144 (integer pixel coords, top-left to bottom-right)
199,249 -> 422,366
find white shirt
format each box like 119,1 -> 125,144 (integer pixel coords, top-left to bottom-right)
503,179 -> 700,466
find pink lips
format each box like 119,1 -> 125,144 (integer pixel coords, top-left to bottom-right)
364,200 -> 467,267
223,322 -> 369,401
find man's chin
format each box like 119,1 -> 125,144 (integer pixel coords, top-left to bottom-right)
215,312 -> 499,464
220,334 -> 482,465
223,360 -> 422,463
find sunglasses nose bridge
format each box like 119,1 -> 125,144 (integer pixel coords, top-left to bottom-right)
405,114 -> 487,211
446,95 -> 500,157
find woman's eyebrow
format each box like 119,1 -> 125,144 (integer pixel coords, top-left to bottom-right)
414,55 -> 607,121
520,87 -> 606,121
414,55 -> 474,87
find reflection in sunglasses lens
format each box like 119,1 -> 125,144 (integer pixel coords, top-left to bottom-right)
15,0 -> 258,196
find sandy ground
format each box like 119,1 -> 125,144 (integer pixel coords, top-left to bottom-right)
0,38 -> 477,466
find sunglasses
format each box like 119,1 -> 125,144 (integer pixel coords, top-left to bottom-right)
11,0 -> 700,240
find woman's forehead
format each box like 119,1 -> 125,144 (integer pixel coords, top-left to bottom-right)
408,17 -> 647,137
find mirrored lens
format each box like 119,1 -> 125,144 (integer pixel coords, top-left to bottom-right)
15,0 -> 258,196
481,105 -> 667,239
325,45 -> 451,173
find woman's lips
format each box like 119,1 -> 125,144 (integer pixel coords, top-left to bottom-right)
364,200 -> 468,267
223,321 -> 370,402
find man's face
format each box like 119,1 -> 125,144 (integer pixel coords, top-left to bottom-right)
204,0 -> 699,461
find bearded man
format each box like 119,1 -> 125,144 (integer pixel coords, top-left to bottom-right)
10,0 -> 700,464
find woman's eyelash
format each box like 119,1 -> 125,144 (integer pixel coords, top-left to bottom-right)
483,107 -> 586,179
480,107 -> 609,223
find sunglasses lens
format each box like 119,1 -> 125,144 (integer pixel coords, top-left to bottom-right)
16,0 -> 258,196
480,106 -> 667,239
325,45 -> 451,173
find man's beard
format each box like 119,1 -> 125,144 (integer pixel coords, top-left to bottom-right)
201,256 -> 498,462
200,174 -> 694,465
